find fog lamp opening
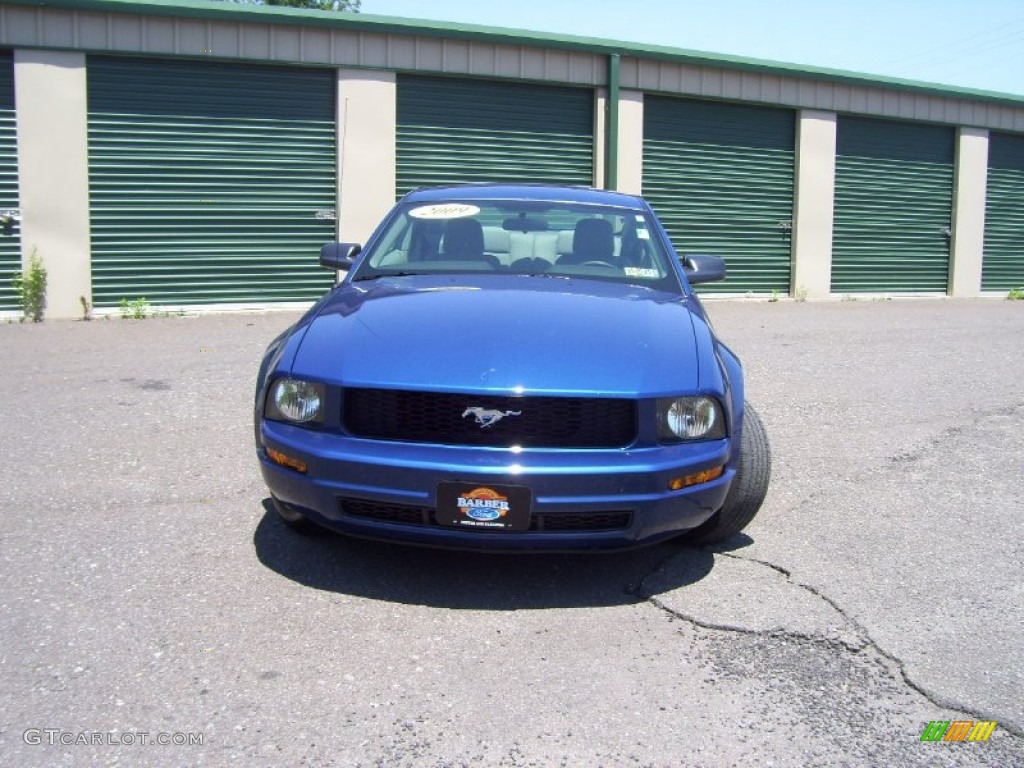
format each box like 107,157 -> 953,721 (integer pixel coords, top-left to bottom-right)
669,465 -> 724,490
267,448 -> 307,474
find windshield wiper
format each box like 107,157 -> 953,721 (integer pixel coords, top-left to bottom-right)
352,271 -> 425,282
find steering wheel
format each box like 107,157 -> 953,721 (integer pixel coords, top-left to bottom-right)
579,260 -> 619,269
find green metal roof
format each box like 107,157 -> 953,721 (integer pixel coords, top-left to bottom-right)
10,0 -> 1024,108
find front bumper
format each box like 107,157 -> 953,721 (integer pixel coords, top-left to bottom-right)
258,420 -> 734,551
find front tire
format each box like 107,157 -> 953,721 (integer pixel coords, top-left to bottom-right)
683,402 -> 771,545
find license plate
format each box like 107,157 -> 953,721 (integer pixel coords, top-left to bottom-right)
436,482 -> 532,532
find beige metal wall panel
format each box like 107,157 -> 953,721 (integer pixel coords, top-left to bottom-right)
622,57 -> 1024,133
492,45 -> 524,77
594,88 -> 643,192
777,79 -> 801,106
406,37 -> 444,70
273,26 -> 302,60
930,99 -> 953,124
143,18 -> 175,52
39,10 -> 75,47
0,6 -> 35,44
470,42 -> 504,77
521,49 -> 547,80
617,90 -> 644,195
996,105 -> 1024,131
110,15 -> 144,49
75,14 -> 111,50
358,35 -> 394,69
240,25 -> 273,60
756,76 -> 784,105
387,37 -> 603,83
719,70 -> 744,99
443,40 -> 471,73
791,110 -> 837,299
0,6 -> 606,86
843,87 -> 870,115
3,5 -> 1022,130
337,69 -> 396,246
14,49 -> 91,320
949,127 -> 989,297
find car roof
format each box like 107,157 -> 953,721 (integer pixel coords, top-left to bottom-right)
402,184 -> 647,210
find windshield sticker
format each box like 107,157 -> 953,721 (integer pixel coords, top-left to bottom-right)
637,229 -> 650,240
408,203 -> 481,220
624,267 -> 660,279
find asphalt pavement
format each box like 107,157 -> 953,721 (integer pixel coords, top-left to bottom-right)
0,298 -> 1021,767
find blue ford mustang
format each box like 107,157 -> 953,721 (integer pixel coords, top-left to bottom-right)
255,185 -> 770,550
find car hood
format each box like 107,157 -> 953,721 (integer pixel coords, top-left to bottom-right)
291,275 -> 700,397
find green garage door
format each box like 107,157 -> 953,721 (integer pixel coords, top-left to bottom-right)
982,133 -> 1024,292
0,51 -> 19,311
87,57 -> 336,306
832,117 -> 955,293
396,76 -> 594,196
643,97 -> 795,293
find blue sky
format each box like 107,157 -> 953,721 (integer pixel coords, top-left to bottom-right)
361,0 -> 1024,97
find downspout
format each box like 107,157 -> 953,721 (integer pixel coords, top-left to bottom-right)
605,53 -> 620,191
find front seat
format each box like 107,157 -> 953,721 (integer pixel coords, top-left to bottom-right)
443,219 -> 499,268
558,218 -> 615,265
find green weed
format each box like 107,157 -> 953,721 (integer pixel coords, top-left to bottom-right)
119,297 -> 151,320
11,249 -> 47,322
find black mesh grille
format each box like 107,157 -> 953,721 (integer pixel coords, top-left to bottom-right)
340,498 -> 429,526
343,389 -> 637,448
339,498 -> 632,533
534,512 -> 632,531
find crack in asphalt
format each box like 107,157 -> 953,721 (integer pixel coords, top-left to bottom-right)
624,549 -> 866,655
889,401 -> 1024,464
628,547 -> 1024,740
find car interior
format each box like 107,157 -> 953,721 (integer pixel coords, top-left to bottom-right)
368,203 -> 670,285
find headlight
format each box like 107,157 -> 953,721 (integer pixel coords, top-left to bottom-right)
657,396 -> 726,441
265,378 -> 325,424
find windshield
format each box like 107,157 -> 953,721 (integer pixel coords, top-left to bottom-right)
351,199 -> 682,292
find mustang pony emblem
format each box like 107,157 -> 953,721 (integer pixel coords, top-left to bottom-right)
462,407 -> 522,428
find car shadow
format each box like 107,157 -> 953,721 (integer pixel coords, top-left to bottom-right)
703,533 -> 754,553
253,499 -> 716,610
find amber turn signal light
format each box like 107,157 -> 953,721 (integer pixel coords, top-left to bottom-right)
668,465 -> 724,490
267,448 -> 307,474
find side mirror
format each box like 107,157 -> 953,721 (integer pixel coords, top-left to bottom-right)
681,254 -> 727,284
320,242 -> 362,271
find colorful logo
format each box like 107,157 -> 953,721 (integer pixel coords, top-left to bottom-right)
456,487 -> 510,525
920,720 -> 997,742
